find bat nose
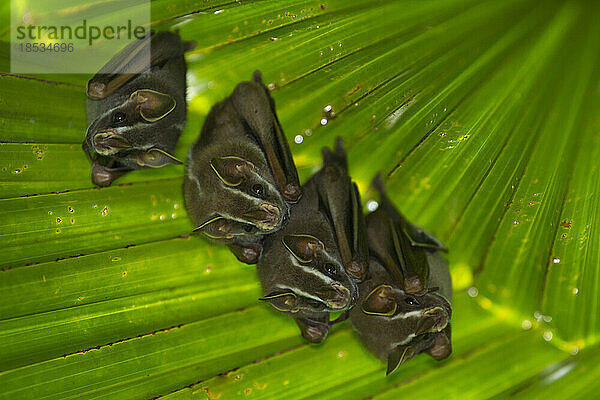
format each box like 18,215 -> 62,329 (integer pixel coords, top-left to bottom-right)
323,283 -> 351,310
416,306 -> 449,334
92,131 -> 132,155
244,202 -> 281,231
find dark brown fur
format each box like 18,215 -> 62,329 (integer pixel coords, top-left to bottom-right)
183,72 -> 300,264
84,31 -> 192,186
257,140 -> 367,343
350,176 -> 452,374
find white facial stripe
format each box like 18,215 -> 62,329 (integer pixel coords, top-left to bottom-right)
219,190 -> 260,226
390,310 -> 423,320
217,175 -> 281,227
321,250 -> 339,265
244,169 -> 283,208
260,173 -> 279,200
114,123 -> 148,140
274,284 -> 324,304
289,254 -> 333,286
185,153 -> 203,196
114,125 -> 131,135
390,334 -> 416,348
96,104 -> 118,122
320,251 -> 358,294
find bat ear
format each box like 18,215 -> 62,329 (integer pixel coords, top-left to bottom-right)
137,148 -> 182,168
282,234 -> 325,263
259,292 -> 299,313
193,216 -> 236,239
210,156 -> 254,187
192,217 -> 255,239
362,285 -> 397,316
130,89 -> 176,122
386,345 -> 414,376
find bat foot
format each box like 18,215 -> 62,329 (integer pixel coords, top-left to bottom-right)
346,260 -> 368,282
87,80 -> 107,99
403,276 -> 425,294
427,325 -> 452,360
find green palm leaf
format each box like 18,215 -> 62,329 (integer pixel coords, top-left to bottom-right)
1,0 -> 598,398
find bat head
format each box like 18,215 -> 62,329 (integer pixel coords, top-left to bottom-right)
260,234 -> 356,312
359,282 -> 451,336
86,88 -> 183,169
184,79 -> 295,244
258,198 -> 359,322
207,154 -> 286,232
186,146 -> 289,241
84,31 -> 190,188
350,257 -> 452,374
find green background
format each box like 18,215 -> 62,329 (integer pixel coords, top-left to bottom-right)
1,0 -> 599,398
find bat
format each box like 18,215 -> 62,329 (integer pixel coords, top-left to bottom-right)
313,138 -> 369,281
83,31 -> 193,186
257,139 -> 367,343
183,71 -> 301,264
366,174 -> 447,293
349,176 -> 452,375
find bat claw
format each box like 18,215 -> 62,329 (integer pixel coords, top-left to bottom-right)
283,183 -> 301,202
252,70 -> 263,84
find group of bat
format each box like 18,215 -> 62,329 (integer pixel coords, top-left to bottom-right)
83,32 -> 453,375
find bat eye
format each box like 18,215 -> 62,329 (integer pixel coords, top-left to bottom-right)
324,263 -> 338,277
252,184 -> 265,198
405,296 -> 419,306
112,111 -> 127,125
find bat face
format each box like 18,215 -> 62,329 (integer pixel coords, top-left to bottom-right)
184,72 -> 300,263
258,213 -> 358,343
258,205 -> 358,313
87,89 -> 176,155
86,89 -> 180,156
203,154 -> 286,232
84,31 -> 191,186
359,278 -> 451,340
